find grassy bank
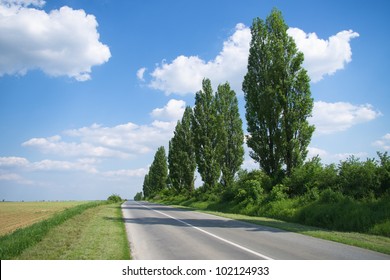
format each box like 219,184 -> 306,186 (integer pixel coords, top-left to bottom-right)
15,203 -> 130,260
0,200 -> 109,259
152,197 -> 390,255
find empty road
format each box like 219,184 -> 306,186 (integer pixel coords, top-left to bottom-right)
122,200 -> 389,260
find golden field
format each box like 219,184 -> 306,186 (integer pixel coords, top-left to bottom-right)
0,201 -> 88,236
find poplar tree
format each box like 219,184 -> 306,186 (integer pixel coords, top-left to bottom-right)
142,173 -> 150,198
215,82 -> 244,188
168,106 -> 196,194
243,8 -> 314,179
192,79 -> 220,190
148,146 -> 168,196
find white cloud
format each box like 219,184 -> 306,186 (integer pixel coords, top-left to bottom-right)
0,156 -> 29,167
144,23 -> 359,95
136,67 -> 147,81
287,28 -> 359,82
373,133 -> 390,151
310,101 -> 381,135
22,135 -> 130,158
30,159 -> 98,173
0,2 -> 111,81
307,147 -> 329,159
148,23 -> 251,95
22,99 -> 180,159
103,168 -> 148,178
150,99 -> 186,121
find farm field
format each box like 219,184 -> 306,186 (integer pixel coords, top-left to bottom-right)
0,201 -> 89,236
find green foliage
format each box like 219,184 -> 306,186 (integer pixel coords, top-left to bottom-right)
376,152 -> 390,196
338,156 -> 380,199
142,174 -> 150,198
297,195 -> 390,234
243,8 -> 314,181
168,106 -> 196,194
192,79 -> 221,190
284,156 -> 339,196
215,82 -> 245,189
107,194 -> 123,203
133,192 -> 143,201
148,146 -> 168,197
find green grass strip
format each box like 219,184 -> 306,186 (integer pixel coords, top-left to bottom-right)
15,203 -> 130,260
0,200 -> 109,260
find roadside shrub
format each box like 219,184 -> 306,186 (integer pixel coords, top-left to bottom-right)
319,188 -> 345,204
107,194 -> 123,203
267,184 -> 289,202
369,220 -> 390,237
338,156 -> 380,199
235,180 -> 264,204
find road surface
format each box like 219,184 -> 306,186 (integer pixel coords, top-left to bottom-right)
122,200 -> 389,260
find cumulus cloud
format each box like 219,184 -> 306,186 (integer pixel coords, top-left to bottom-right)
287,28 -> 359,82
150,99 -> 186,121
148,23 -> 251,95
310,101 -> 381,135
143,23 -> 359,95
22,99 -> 180,159
0,1 -> 111,81
372,133 -> 390,151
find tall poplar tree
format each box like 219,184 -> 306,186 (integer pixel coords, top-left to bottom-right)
142,173 -> 150,198
148,146 -> 168,196
192,79 -> 221,190
215,82 -> 244,188
243,9 -> 314,179
168,106 -> 196,194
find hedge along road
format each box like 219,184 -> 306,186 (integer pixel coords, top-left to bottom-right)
121,201 -> 389,260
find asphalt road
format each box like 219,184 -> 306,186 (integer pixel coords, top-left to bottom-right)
122,200 -> 389,260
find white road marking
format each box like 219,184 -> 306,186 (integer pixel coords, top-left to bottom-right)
135,201 -> 274,260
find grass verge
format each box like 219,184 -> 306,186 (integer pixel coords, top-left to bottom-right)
0,200 -> 107,259
15,203 -> 130,260
152,199 -> 390,256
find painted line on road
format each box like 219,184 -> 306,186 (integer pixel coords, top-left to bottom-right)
136,201 -> 274,260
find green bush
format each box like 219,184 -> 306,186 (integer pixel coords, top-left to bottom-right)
134,192 -> 143,201
107,194 -> 123,203
319,188 -> 345,204
369,220 -> 390,237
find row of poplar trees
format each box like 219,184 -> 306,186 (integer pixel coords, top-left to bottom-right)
143,9 -> 314,198
143,80 -> 245,198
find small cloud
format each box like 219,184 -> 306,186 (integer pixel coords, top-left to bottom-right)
0,156 -> 29,167
307,147 -> 328,158
287,28 -> 359,82
150,99 -> 186,121
373,133 -> 390,151
136,67 -> 147,81
103,168 -> 148,178
310,101 -> 381,135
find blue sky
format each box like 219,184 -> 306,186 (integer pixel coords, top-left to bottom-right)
1,0 -> 389,201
